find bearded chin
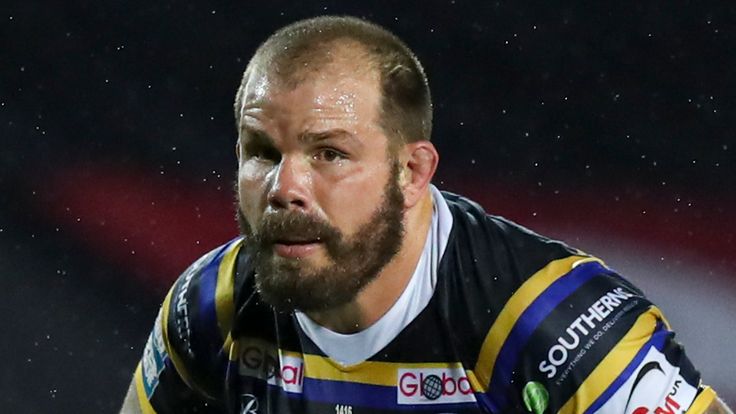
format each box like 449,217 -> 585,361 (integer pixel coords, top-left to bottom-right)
236,166 -> 405,313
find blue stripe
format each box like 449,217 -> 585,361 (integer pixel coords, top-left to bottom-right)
584,321 -> 668,414
194,239 -> 240,357
485,261 -> 609,411
303,378 -> 396,408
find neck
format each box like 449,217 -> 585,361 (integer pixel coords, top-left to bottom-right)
305,189 -> 434,333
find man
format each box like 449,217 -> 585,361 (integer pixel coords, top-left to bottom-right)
121,16 -> 731,414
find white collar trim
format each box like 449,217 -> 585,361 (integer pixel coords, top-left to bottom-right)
294,185 -> 453,366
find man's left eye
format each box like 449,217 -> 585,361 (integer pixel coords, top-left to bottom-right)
314,149 -> 345,162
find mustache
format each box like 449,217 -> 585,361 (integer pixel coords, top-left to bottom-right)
255,211 -> 341,247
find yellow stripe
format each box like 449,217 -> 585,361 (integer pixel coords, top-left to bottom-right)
302,353 -> 466,386
134,363 -> 157,414
215,239 -> 242,341
473,255 -> 592,390
558,307 -> 664,414
685,386 -> 717,414
466,370 -> 484,392
160,286 -> 197,392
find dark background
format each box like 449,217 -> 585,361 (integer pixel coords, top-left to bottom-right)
2,1 -> 735,412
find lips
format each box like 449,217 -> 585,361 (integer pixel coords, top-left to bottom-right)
272,240 -> 322,258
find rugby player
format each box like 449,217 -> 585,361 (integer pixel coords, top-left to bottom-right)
120,15 -> 732,414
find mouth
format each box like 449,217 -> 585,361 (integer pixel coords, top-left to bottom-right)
272,238 -> 323,258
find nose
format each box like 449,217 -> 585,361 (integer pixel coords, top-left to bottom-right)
267,155 -> 310,211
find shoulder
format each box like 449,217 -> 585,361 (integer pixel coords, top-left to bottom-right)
439,190 -> 582,283
438,193 -> 710,413
160,237 -> 247,397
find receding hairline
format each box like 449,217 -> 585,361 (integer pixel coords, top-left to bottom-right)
249,38 -> 381,88
234,15 -> 433,143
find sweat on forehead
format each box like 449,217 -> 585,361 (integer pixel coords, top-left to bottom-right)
250,38 -> 378,88
234,15 -> 433,144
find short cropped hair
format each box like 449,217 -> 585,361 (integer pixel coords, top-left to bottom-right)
234,16 -> 433,144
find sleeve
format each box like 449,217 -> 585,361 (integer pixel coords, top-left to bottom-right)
133,239 -> 243,413
134,305 -> 217,413
470,256 -> 717,414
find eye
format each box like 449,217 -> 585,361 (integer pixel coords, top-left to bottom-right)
244,143 -> 281,163
313,148 -> 346,163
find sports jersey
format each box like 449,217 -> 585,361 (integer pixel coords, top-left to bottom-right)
133,190 -> 717,414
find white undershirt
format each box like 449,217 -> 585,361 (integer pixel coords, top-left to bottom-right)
295,185 -> 453,366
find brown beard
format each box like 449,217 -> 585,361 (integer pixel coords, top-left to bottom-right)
236,162 -> 405,313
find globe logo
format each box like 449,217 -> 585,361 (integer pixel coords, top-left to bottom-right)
421,374 -> 443,400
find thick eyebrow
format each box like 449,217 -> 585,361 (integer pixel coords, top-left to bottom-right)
239,125 -> 274,146
298,129 -> 360,146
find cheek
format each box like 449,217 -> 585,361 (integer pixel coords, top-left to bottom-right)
316,164 -> 391,231
238,164 -> 271,216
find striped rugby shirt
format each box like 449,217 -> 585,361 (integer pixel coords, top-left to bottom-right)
134,190 -> 716,413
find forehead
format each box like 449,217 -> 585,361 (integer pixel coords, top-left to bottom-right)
240,45 -> 382,123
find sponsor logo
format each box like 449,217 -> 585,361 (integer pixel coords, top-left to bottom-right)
238,341 -> 304,394
625,361 -> 664,409
604,347 -> 699,414
421,375 -> 442,400
539,287 -> 636,378
397,368 -> 475,405
141,311 -> 167,397
522,381 -> 549,414
629,378 -> 685,414
174,265 -> 198,358
240,394 -> 259,414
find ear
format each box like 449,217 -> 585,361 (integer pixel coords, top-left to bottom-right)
235,141 -> 241,163
399,141 -> 439,209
